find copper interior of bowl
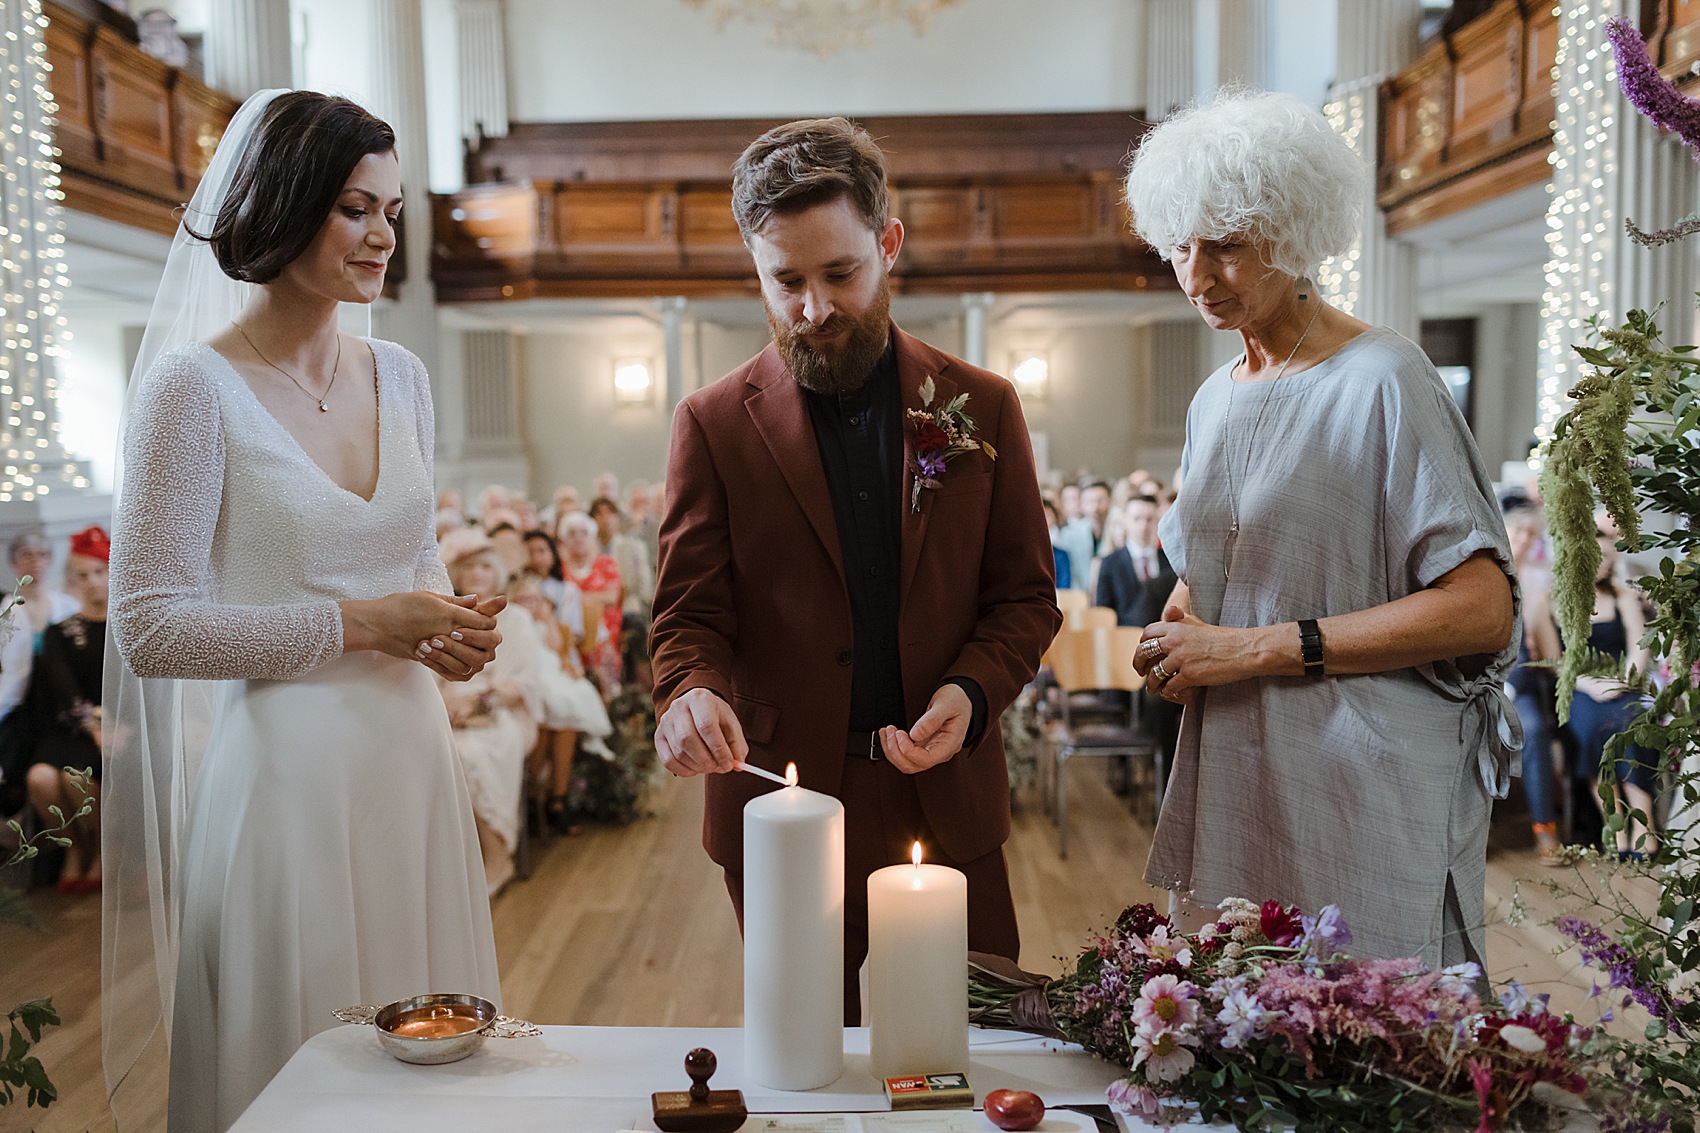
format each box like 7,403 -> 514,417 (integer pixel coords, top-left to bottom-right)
375,996 -> 495,1041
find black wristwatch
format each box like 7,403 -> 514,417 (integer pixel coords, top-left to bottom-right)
1298,619 -> 1325,678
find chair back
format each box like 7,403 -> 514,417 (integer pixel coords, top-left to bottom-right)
1056,588 -> 1089,625
1078,606 -> 1117,631
1047,626 -> 1144,693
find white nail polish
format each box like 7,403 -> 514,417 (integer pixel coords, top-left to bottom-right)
419,642 -> 432,654
431,639 -> 445,649
450,631 -> 464,641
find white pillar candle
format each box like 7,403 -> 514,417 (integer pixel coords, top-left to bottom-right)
743,764 -> 845,1090
867,843 -> 969,1079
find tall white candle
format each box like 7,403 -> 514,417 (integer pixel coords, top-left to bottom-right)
867,843 -> 969,1079
743,763 -> 845,1090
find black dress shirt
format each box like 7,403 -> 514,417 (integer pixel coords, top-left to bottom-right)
803,339 -> 986,744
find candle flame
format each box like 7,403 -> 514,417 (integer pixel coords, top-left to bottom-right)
911,841 -> 923,868
785,762 -> 799,787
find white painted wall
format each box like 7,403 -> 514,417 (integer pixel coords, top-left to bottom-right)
55,322 -> 130,494
504,0 -> 1144,122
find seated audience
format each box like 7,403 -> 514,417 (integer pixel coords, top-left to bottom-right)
1041,496 -> 1072,590
558,511 -> 624,697
1504,505 -> 1563,863
507,575 -> 615,832
438,527 -> 543,895
590,497 -> 654,615
0,531 -> 81,812
548,484 -> 582,536
25,526 -> 109,893
1056,478 -> 1115,594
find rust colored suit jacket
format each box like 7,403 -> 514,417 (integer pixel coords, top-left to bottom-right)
651,326 -> 1062,873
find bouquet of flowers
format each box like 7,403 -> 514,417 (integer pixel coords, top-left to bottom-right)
969,899 -> 1602,1132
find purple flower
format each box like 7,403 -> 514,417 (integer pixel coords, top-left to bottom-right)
1299,904 -> 1353,960
918,450 -> 947,478
1607,17 -> 1700,157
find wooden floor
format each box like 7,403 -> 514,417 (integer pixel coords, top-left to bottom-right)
0,762 -> 1649,1133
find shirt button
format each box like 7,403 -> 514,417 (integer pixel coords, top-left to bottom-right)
847,415 -> 861,426
869,565 -> 880,577
836,649 -> 853,666
857,490 -> 869,502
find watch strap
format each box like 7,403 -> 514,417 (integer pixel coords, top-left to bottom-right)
1298,618 -> 1325,678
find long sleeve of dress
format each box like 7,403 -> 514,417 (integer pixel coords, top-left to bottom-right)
402,349 -> 453,595
109,355 -> 345,681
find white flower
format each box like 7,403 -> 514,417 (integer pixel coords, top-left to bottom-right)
1133,925 -> 1194,969
1131,1023 -> 1200,1083
1498,1024 -> 1546,1054
1215,988 -> 1266,1049
1435,962 -> 1482,998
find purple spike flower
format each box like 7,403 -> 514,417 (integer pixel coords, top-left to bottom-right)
1606,17 -> 1700,158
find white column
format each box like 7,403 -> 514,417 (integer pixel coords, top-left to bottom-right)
458,0 -> 510,142
1318,0 -> 1421,340
452,328 -> 529,501
960,293 -> 994,369
1144,0 -> 1194,119
660,296 -> 688,411
1213,0 -> 1269,89
367,0 -> 442,388
1536,2 -> 1698,458
205,0 -> 293,100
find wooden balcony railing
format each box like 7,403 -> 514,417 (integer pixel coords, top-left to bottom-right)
44,0 -> 239,236
1377,0 -> 1700,235
433,113 -> 1170,301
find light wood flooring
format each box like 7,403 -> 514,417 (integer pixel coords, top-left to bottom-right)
0,763 -> 1651,1133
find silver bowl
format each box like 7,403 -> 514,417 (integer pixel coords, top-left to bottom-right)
334,993 -> 540,1065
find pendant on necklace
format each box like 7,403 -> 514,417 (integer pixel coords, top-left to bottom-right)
1223,522 -> 1239,581
318,401 -> 329,412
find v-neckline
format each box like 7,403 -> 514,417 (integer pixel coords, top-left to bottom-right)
194,339 -> 386,504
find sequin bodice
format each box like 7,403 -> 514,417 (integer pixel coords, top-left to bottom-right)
110,338 -> 450,681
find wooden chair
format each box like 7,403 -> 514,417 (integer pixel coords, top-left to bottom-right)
1055,588 -> 1089,628
1044,625 -> 1164,858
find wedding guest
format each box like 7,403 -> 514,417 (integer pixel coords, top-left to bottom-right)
548,484 -> 582,535
626,480 -> 662,576
24,526 -> 109,894
439,527 -> 542,894
1056,478 -> 1114,591
0,532 -> 82,771
1041,497 -> 1073,590
1569,514 -> 1660,859
590,496 -> 654,613
1124,90 -> 1519,968
506,573 -> 615,831
486,516 -> 528,578
1059,482 -> 1082,525
651,117 -> 1059,1023
1504,505 -> 1563,863
592,470 -> 620,505
106,90 -> 502,1132
558,510 -> 624,694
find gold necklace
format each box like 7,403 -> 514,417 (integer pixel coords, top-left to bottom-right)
234,322 -> 342,412
1220,298 -> 1321,580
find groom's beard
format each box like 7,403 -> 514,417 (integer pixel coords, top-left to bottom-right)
767,275 -> 892,395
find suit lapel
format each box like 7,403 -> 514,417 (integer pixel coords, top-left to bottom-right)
896,329 -> 957,603
743,345 -> 845,583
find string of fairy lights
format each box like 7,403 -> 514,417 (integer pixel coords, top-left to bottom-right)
0,0 -> 86,503
1317,83 -> 1370,319
1534,0 -> 1621,472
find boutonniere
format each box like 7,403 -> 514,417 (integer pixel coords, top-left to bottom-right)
906,375 -> 997,512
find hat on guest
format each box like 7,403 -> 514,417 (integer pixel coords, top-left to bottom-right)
69,525 -> 110,563
437,525 -> 496,568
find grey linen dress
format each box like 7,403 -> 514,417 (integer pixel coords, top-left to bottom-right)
1146,326 -> 1522,967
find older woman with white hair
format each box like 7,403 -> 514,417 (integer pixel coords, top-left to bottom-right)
1123,91 -> 1520,968
439,526 -> 543,895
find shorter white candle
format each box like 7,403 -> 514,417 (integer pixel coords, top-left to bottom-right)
866,842 -> 968,1079
743,763 -> 845,1090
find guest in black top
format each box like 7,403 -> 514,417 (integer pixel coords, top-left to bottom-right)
25,525 -> 108,894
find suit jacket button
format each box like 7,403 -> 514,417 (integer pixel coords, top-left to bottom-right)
836,649 -> 853,666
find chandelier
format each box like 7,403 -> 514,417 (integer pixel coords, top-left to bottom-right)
681,0 -> 965,60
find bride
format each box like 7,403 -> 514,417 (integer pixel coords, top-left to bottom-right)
105,91 -> 504,1132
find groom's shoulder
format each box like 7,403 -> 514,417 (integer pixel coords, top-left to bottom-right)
681,342 -> 781,416
895,328 -> 1013,405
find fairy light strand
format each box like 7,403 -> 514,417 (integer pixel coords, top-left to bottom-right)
1535,0 -> 1621,472
0,0 -> 87,503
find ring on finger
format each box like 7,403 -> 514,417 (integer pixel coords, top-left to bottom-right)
1139,639 -> 1166,663
1152,658 -> 1174,683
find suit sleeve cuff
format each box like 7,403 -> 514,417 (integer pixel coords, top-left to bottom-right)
943,676 -> 988,746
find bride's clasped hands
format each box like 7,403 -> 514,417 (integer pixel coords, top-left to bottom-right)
339,590 -> 507,680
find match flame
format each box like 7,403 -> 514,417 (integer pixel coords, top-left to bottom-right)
785,762 -> 798,787
911,841 -> 923,868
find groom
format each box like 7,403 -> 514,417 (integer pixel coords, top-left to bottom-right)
650,117 -> 1061,1022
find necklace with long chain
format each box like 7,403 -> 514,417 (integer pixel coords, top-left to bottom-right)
1220,298 -> 1321,580
234,322 -> 342,412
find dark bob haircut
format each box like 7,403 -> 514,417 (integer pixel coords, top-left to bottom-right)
187,91 -> 396,284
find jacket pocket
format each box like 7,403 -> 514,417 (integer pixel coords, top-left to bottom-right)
732,692 -> 781,746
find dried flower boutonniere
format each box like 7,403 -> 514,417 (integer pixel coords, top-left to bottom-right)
906,375 -> 996,512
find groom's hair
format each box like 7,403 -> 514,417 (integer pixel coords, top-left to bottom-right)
188,91 -> 396,284
731,117 -> 889,240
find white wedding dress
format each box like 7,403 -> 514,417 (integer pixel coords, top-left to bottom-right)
108,337 -> 501,1133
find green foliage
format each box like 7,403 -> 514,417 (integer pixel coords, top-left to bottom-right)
1,999 -> 61,1109
559,690 -> 659,826
1539,299 -> 1700,1128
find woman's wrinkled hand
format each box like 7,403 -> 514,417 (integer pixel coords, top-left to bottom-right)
1135,605 -> 1254,704
339,591 -> 504,680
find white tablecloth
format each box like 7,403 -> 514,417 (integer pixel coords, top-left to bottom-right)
230,1025 -> 1142,1132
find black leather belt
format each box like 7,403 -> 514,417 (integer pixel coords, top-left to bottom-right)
847,730 -> 884,760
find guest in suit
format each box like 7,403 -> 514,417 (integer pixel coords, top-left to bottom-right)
650,117 -> 1061,1023
1056,478 -> 1114,592
1095,495 -> 1181,795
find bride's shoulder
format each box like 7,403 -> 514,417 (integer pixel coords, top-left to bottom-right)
365,336 -> 428,381
136,342 -> 226,405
